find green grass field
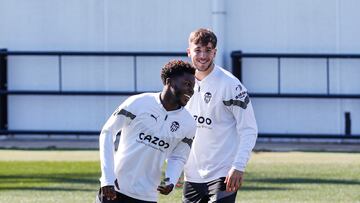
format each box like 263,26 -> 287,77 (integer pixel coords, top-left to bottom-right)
0,150 -> 359,203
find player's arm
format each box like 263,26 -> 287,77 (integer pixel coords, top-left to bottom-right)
223,83 -> 258,191
99,103 -> 134,199
158,125 -> 196,195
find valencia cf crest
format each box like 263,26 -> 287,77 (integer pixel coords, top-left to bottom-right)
204,92 -> 212,103
236,84 -> 242,91
170,121 -> 180,132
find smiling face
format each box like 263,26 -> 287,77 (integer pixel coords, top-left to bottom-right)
160,60 -> 195,110
170,72 -> 195,107
187,42 -> 217,74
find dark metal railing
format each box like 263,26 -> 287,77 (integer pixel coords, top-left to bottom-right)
0,50 -> 187,136
0,49 -> 7,130
231,51 -> 360,99
231,51 -> 360,139
1,50 -> 359,139
0,50 -> 187,95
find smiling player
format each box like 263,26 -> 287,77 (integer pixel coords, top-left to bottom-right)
183,28 -> 258,203
96,60 -> 196,203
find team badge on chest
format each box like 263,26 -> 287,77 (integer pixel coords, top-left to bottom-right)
204,92 -> 212,103
170,121 -> 180,132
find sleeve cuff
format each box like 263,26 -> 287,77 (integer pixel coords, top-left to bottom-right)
231,165 -> 246,172
100,177 -> 116,187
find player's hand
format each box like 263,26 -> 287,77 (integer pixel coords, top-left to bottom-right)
157,183 -> 174,195
224,168 -> 244,192
101,185 -> 117,201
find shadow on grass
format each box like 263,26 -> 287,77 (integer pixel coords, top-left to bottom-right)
0,186 -> 95,191
239,186 -> 292,191
0,173 -> 99,185
250,178 -> 360,185
173,186 -> 293,191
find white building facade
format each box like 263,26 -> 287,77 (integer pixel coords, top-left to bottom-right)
1,0 -> 359,136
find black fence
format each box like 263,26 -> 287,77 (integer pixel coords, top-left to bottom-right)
1,50 -> 359,139
231,51 -> 360,139
0,50 -> 187,136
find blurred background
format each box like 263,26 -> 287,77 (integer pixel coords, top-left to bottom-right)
1,0 -> 360,147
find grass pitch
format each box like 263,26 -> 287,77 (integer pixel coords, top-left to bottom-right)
0,150 -> 359,203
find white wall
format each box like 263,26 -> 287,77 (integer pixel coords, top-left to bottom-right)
1,0 -> 359,135
226,0 -> 360,54
225,0 -> 360,135
0,0 -> 211,51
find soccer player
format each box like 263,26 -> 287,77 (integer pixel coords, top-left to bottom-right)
183,28 -> 258,203
96,60 -> 196,203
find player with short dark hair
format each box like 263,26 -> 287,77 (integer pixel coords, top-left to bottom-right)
183,28 -> 258,203
96,60 -> 196,203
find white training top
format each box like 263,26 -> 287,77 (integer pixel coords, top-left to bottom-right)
99,92 -> 196,202
184,65 -> 258,183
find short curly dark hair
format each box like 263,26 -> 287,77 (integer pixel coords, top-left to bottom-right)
161,60 -> 195,85
189,28 -> 217,48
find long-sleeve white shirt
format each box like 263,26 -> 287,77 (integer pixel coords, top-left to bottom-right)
184,65 -> 258,183
99,93 -> 196,202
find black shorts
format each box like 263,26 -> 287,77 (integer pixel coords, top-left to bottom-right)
95,188 -> 156,203
182,177 -> 237,203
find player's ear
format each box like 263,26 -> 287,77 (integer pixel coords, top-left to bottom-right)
167,77 -> 177,89
187,47 -> 191,57
165,78 -> 171,86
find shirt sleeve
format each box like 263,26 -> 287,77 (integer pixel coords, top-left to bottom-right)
165,123 -> 196,186
224,83 -> 258,172
99,100 -> 135,187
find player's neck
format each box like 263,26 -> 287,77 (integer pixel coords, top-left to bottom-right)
196,63 -> 214,81
160,91 -> 180,111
